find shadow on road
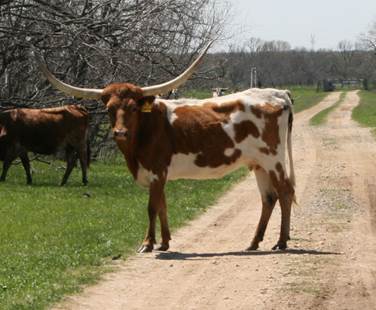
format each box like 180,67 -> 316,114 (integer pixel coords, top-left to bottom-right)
155,248 -> 342,261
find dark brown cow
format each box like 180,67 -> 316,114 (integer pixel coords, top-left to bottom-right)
0,105 -> 89,185
35,42 -> 295,252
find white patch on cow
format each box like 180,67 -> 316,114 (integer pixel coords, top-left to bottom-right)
224,148 -> 235,157
167,152 -> 247,180
169,112 -> 178,124
136,163 -> 159,188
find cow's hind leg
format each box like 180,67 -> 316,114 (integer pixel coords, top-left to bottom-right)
270,165 -> 295,250
61,146 -> 77,186
247,167 -> 277,251
138,178 -> 166,253
77,142 -> 88,185
19,151 -> 32,184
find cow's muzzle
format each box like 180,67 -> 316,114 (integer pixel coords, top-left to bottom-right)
113,129 -> 128,138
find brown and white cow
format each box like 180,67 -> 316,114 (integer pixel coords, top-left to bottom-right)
35,42 -> 295,251
0,105 -> 89,185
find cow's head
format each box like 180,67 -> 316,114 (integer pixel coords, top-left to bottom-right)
101,83 -> 156,139
34,41 -> 213,140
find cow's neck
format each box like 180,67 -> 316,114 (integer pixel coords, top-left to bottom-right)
119,108 -> 170,179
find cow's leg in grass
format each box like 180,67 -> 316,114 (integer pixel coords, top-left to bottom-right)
247,167 -> 277,251
61,146 -> 77,186
138,177 -> 166,253
77,143 -> 88,185
19,151 -> 32,184
0,149 -> 16,182
156,191 -> 171,251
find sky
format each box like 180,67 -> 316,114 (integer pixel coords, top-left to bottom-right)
221,0 -> 376,50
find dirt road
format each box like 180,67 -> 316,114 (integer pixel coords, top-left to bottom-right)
55,91 -> 376,310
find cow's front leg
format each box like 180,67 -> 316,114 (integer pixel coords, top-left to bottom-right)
138,177 -> 166,253
155,192 -> 171,251
0,149 -> 16,182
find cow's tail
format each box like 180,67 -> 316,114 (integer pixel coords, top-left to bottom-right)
287,106 -> 297,204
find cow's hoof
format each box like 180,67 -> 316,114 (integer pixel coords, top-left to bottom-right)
137,244 -> 153,253
245,244 -> 259,251
246,246 -> 258,251
272,241 -> 287,251
156,243 -> 169,251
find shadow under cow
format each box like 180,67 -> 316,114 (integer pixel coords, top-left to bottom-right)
154,248 -> 342,261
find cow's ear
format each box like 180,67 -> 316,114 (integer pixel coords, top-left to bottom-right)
0,126 -> 7,137
138,96 -> 156,113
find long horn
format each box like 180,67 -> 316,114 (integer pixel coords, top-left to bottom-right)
141,40 -> 214,96
33,50 -> 103,100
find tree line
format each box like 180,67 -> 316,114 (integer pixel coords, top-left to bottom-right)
1,1 -> 376,157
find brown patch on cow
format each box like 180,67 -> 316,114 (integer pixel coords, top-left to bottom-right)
210,100 -> 246,113
269,162 -> 295,196
171,105 -> 242,168
252,164 -> 261,171
252,103 -> 284,155
251,106 -> 262,118
200,100 -> 246,122
234,120 -> 260,143
259,147 -> 270,155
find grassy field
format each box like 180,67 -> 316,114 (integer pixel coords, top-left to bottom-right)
0,160 -> 247,309
352,90 -> 376,136
310,92 -> 346,126
0,86 -> 326,309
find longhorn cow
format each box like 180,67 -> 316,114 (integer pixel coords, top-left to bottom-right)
35,42 -> 295,252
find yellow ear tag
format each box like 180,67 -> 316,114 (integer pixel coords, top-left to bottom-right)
141,101 -> 153,113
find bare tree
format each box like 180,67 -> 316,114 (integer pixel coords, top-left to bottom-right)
0,0 -> 228,157
362,20 -> 376,51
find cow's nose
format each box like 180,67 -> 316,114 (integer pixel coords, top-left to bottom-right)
114,129 -> 128,137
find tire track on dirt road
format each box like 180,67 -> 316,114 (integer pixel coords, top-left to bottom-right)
56,91 -> 368,310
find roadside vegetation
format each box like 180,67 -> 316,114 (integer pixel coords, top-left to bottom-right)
0,86 -> 326,309
289,86 -> 328,113
352,90 -> 376,136
310,92 -> 346,126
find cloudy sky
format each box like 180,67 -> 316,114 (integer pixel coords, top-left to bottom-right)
222,0 -> 376,50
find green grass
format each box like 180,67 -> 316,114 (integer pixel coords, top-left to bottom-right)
352,90 -> 376,136
288,86 -> 328,113
182,89 -> 213,99
0,159 -> 247,309
310,92 -> 346,126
